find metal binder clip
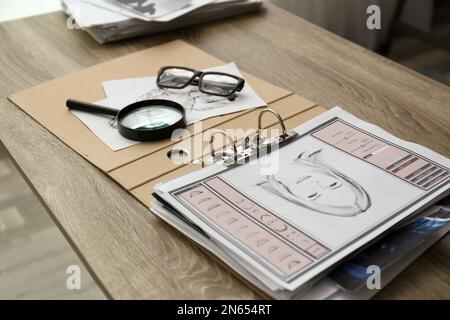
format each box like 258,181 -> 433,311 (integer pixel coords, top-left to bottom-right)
194,109 -> 298,168
239,108 -> 299,163
206,130 -> 238,166
258,108 -> 287,139
257,108 -> 289,146
244,108 -> 296,149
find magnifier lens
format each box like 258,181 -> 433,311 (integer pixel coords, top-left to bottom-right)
120,105 -> 183,131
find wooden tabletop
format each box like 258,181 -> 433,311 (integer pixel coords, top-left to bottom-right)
0,4 -> 449,299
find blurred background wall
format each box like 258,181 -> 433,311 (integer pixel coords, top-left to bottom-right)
269,0 -> 450,85
268,0 -> 434,50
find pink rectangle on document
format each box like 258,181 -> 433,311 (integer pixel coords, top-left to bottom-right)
395,159 -> 429,179
205,177 -> 329,259
312,121 -> 387,159
366,147 -> 409,168
312,120 -> 449,190
179,185 -> 312,276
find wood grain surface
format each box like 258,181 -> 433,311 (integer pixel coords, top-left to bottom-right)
0,4 -> 449,299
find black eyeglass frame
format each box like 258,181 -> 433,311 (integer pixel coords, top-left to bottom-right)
156,66 -> 245,98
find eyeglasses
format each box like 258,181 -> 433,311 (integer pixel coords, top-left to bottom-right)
156,66 -> 245,100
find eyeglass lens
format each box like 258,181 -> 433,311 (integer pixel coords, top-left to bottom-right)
159,68 -> 195,88
200,73 -> 239,96
159,68 -> 239,96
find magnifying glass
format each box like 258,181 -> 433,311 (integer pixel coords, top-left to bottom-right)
66,98 -> 186,141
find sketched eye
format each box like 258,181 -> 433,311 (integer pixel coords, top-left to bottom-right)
307,192 -> 318,199
307,192 -> 321,201
327,181 -> 342,189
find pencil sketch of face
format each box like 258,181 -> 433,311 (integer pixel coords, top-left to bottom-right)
257,149 -> 371,217
139,88 -> 229,112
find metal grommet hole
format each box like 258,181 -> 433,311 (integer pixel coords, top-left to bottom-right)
167,148 -> 189,161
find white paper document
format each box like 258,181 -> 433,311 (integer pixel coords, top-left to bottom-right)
103,63 -> 265,124
71,63 -> 266,151
107,0 -> 192,20
71,98 -> 141,150
62,0 -> 263,43
63,0 -> 260,27
152,107 -> 450,295
80,0 -> 216,22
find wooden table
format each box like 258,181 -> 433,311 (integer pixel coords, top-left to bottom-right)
0,4 -> 449,299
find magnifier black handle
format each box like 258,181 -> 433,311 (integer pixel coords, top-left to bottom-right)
66,99 -> 118,117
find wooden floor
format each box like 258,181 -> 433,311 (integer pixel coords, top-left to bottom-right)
0,142 -> 105,299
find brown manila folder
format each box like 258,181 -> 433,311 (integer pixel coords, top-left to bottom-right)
8,40 -> 326,207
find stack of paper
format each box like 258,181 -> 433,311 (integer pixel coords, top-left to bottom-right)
62,0 -> 263,43
152,107 -> 450,299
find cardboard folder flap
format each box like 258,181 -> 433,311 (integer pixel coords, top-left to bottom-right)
9,40 -> 292,173
131,164 -> 199,208
131,105 -> 327,208
109,94 -> 318,190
